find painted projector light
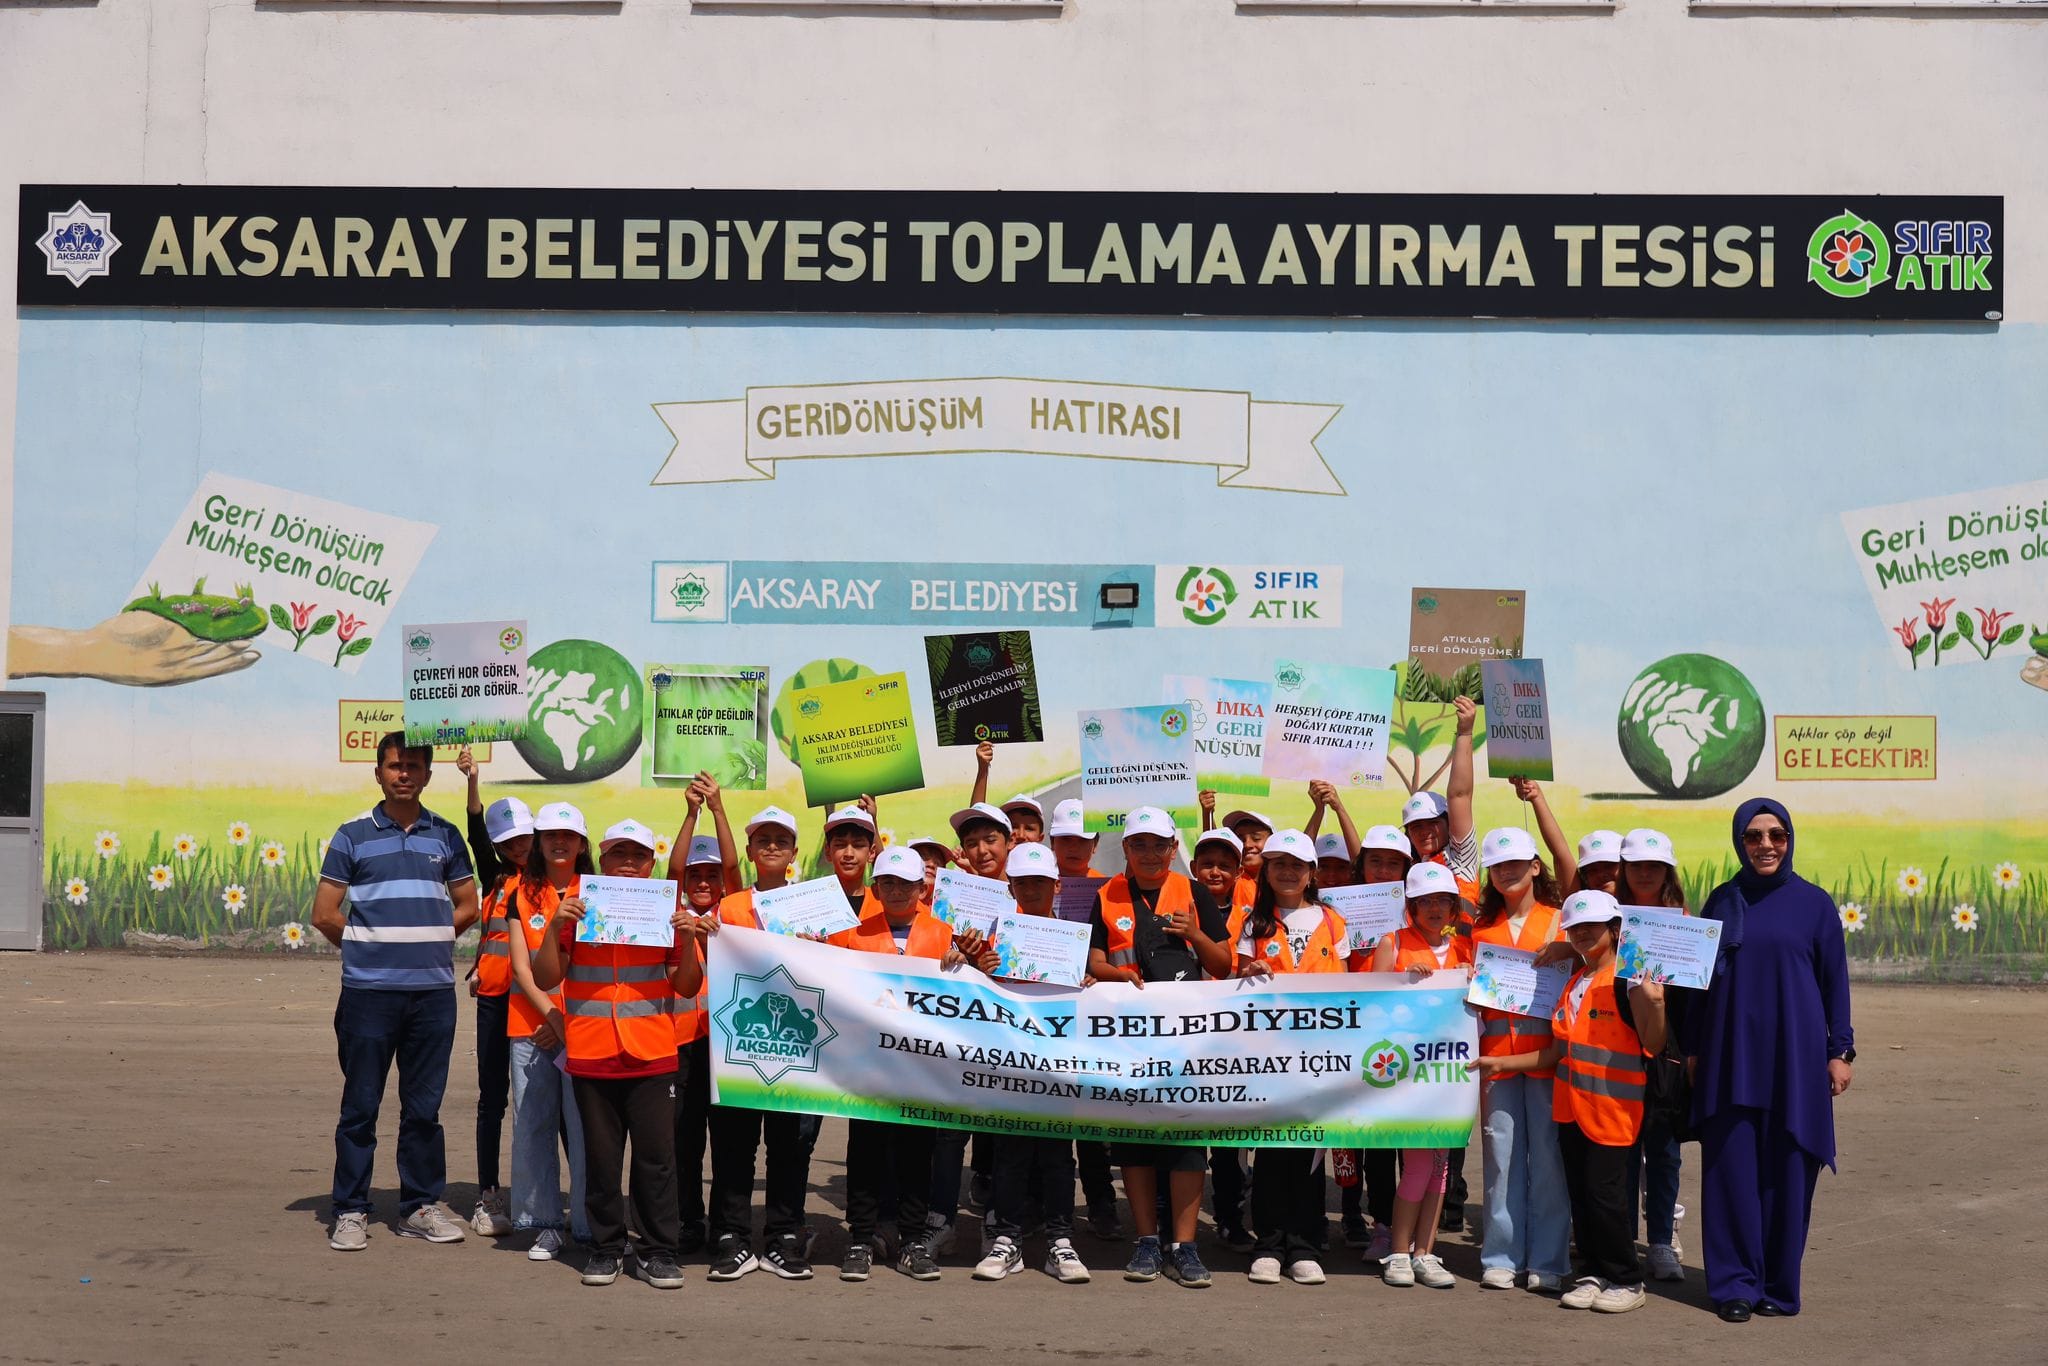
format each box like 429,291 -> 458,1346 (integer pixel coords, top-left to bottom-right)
1616,652 -> 1765,799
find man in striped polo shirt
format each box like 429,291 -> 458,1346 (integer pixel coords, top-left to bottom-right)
312,732 -> 481,1251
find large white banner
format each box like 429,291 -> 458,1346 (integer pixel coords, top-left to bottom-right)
707,925 -> 1478,1148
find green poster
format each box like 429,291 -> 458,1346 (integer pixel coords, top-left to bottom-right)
641,664 -> 771,790
788,671 -> 926,808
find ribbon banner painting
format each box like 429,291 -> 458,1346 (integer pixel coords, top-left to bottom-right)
707,926 -> 1478,1148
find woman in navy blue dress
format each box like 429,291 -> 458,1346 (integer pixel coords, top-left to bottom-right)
1682,798 -> 1854,1323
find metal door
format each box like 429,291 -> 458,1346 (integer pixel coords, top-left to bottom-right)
0,692 -> 46,950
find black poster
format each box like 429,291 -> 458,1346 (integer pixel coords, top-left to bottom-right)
925,631 -> 1043,747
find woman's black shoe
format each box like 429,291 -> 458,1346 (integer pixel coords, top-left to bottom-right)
1755,1302 -> 1789,1317
1717,1299 -> 1754,1323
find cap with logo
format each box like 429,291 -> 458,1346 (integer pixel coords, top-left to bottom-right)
1401,791 -> 1450,826
1121,806 -> 1176,841
745,805 -> 800,838
533,802 -> 588,837
823,806 -> 877,835
907,835 -> 953,857
1260,829 -> 1317,866
682,835 -> 722,867
1314,832 -> 1349,862
1577,829 -> 1624,865
1479,826 -> 1540,868
872,847 -> 926,883
1404,862 -> 1460,900
950,802 -> 1014,836
1048,798 -> 1088,838
1219,809 -> 1275,835
1001,794 -> 1046,819
484,797 -> 534,845
1194,827 -> 1244,857
1361,825 -> 1414,859
600,818 -> 658,853
1621,828 -> 1677,867
1005,843 -> 1058,880
1559,888 -> 1622,929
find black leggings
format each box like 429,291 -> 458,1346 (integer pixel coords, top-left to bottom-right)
474,990 -> 511,1191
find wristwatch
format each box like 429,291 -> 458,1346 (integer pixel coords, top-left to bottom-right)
1832,1047 -> 1856,1064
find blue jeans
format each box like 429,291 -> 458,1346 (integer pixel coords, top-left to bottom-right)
1479,1074 -> 1570,1277
508,1036 -> 589,1240
1633,1110 -> 1683,1246
332,985 -> 455,1218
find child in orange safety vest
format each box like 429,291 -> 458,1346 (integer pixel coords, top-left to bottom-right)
1474,889 -> 1668,1316
458,756 -> 530,1239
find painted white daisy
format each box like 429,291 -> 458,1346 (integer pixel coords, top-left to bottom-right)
226,821 -> 252,847
1950,904 -> 1979,933
282,922 -> 307,950
94,830 -> 121,860
172,833 -> 199,861
1838,903 -> 1867,933
147,864 -> 174,892
1993,861 -> 2021,891
879,827 -> 898,850
652,836 -> 672,860
1896,866 -> 1925,898
64,877 -> 89,906
259,841 -> 287,869
221,884 -> 248,915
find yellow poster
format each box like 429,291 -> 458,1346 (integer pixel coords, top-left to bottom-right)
1774,715 -> 1935,781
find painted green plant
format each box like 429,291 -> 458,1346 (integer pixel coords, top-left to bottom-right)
123,577 -> 268,642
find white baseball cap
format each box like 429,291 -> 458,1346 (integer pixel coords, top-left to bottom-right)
682,835 -> 722,868
533,802 -> 587,837
950,802 -> 1013,836
1005,843 -> 1058,880
1560,888 -> 1622,929
1361,825 -> 1414,859
823,806 -> 877,835
484,797 -> 534,844
907,835 -> 952,858
1121,807 -> 1176,841
872,846 -> 925,883
1194,827 -> 1244,857
745,805 -> 799,838
1621,828 -> 1677,867
1261,829 -> 1317,866
1404,862 -> 1460,900
1577,829 -> 1624,864
1401,791 -> 1449,825
600,818 -> 658,854
1314,832 -> 1349,862
1480,827 -> 1540,868
1220,809 -> 1275,835
1001,794 -> 1045,819
1048,799 -> 1088,839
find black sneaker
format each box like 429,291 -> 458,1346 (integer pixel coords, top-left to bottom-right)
840,1243 -> 873,1282
581,1253 -> 621,1286
762,1232 -> 814,1280
707,1234 -> 758,1282
640,1253 -> 684,1289
1087,1201 -> 1121,1240
677,1224 -> 707,1257
1341,1217 -> 1370,1249
898,1242 -> 942,1281
1218,1224 -> 1255,1254
1438,1205 -> 1465,1235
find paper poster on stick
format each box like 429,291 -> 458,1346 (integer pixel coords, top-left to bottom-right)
1407,587 -> 1525,701
1162,674 -> 1272,796
1078,704 -> 1199,834
400,620 -> 528,749
1261,661 -> 1395,788
925,631 -> 1043,747
642,664 -> 770,790
787,671 -> 925,808
1481,658 -> 1554,781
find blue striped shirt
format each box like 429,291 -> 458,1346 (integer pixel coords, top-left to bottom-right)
321,803 -> 476,990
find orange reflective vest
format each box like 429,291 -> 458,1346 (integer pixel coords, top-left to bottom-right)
1385,925 -> 1474,972
562,885 -> 679,1065
1098,873 -> 1202,976
830,908 -> 953,960
1230,870 -> 1259,919
475,879 -> 516,996
1226,904 -> 1351,974
505,879 -> 571,1040
1473,904 -> 1563,1080
1551,959 -> 1649,1146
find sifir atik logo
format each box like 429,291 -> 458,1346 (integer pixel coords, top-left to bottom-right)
1807,209 -> 1994,301
36,201 -> 122,287
1177,566 -> 1237,625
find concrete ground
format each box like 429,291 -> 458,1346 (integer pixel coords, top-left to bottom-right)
1,955 -> 2040,1365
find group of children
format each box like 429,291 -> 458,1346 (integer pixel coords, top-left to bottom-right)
443,697 -> 1691,1311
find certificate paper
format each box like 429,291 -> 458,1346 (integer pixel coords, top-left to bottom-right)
575,875 -> 678,948
991,911 -> 1092,987
1054,875 -> 1109,925
1320,881 -> 1407,955
1616,906 -> 1723,989
1468,941 -> 1571,1019
752,875 -> 862,938
929,868 -> 1015,937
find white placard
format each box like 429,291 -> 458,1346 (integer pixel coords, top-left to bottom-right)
929,867 -> 1015,937
991,910 -> 1093,987
574,875 -> 679,949
1468,941 -> 1572,1019
1616,906 -> 1723,989
752,875 -> 863,938
1320,881 -> 1407,955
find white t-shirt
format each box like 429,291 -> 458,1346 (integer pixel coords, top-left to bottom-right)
1238,907 -> 1326,963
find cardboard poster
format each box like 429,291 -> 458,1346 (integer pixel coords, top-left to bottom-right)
400,620 -> 528,748
786,671 -> 925,808
1481,657 -> 1554,781
925,631 -> 1043,746
1261,661 -> 1395,788
1162,674 -> 1272,796
643,664 -> 770,789
1407,587 -> 1526,702
1077,704 -> 1199,834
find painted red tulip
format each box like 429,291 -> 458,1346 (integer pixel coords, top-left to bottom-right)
335,612 -> 365,644
1920,596 -> 1956,632
289,600 -> 317,631
1892,618 -> 1920,650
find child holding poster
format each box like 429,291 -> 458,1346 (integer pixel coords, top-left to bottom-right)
1371,862 -> 1475,1290
1619,827 -> 1692,1284
664,775 -> 744,1256
530,819 -> 707,1292
459,775 -> 531,1239
1048,799 -> 1104,879
1470,826 -> 1572,1295
971,844 -> 1091,1286
1474,890 -> 1668,1316
1227,829 -> 1349,1287
1303,779 -> 1362,880
1346,824 -> 1415,1259
822,802 -> 882,915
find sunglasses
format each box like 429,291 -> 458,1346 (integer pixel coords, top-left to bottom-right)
1742,828 -> 1790,848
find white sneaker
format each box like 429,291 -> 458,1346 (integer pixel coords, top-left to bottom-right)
1413,1253 -> 1456,1289
1647,1243 -> 1685,1282
472,1189 -> 513,1237
399,1203 -> 466,1243
1480,1266 -> 1519,1290
1381,1252 -> 1415,1287
1044,1238 -> 1091,1284
329,1211 -> 368,1251
528,1228 -> 567,1262
1248,1255 -> 1283,1284
1286,1259 -> 1326,1285
1593,1282 -> 1649,1314
1363,1226 -> 1393,1264
1525,1271 -> 1564,1294
1560,1276 -> 1604,1309
924,1211 -> 956,1255
973,1236 -> 1023,1281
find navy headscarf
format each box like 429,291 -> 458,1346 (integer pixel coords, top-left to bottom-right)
1700,796 -> 1795,954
